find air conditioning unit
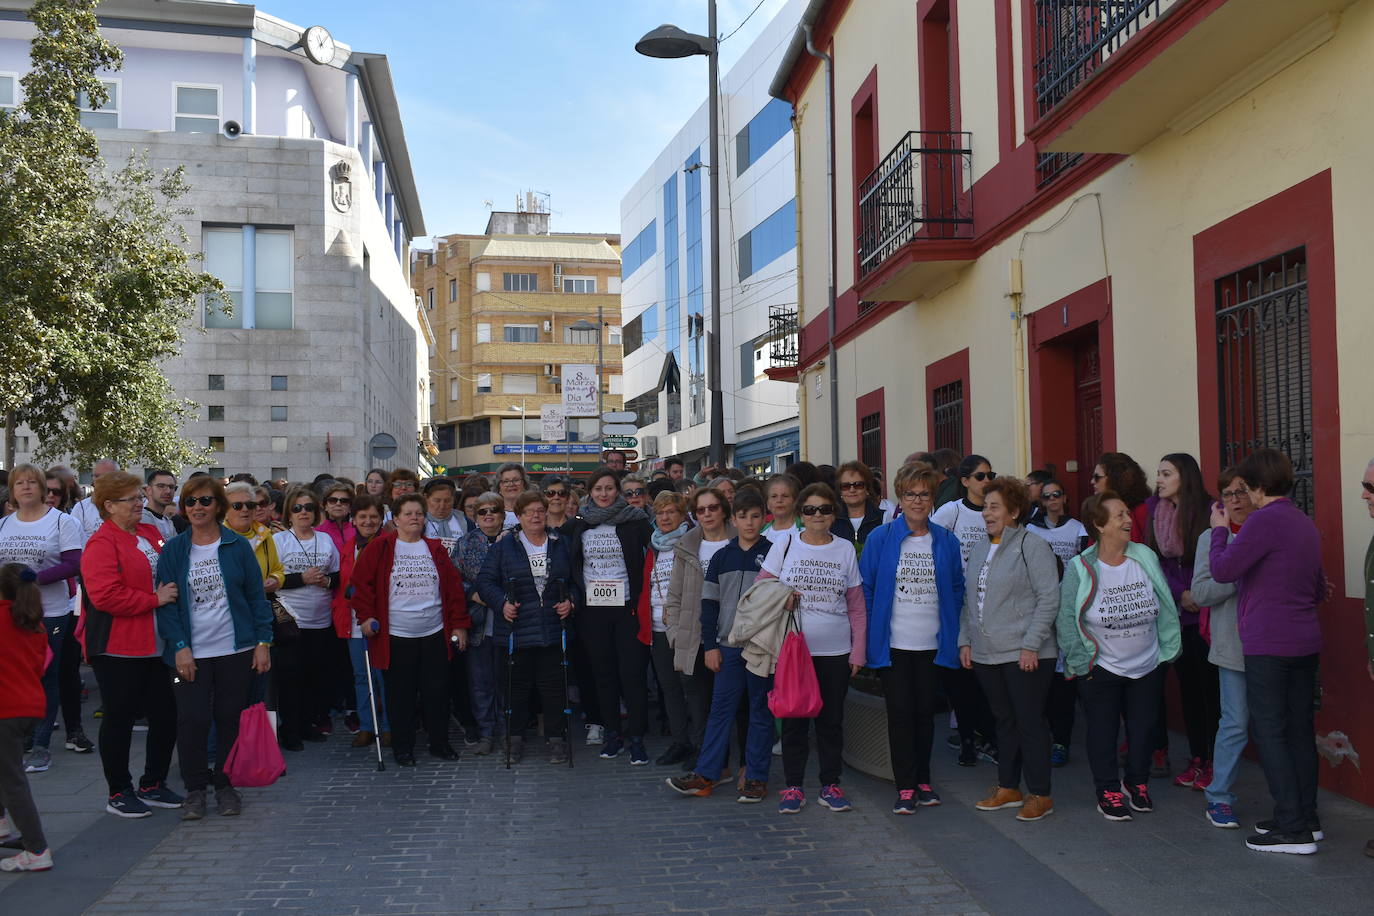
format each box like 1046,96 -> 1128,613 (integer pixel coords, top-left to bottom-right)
543,363 -> 555,377
641,435 -> 659,458
543,320 -> 552,332
553,263 -> 562,292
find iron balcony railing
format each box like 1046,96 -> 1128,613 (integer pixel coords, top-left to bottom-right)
1034,0 -> 1181,117
857,131 -> 973,279
768,303 -> 798,367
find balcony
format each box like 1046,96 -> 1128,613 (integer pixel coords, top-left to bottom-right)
856,131 -> 974,302
1031,0 -> 1355,154
470,290 -> 619,316
472,341 -> 606,367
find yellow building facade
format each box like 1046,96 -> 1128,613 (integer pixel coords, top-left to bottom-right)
774,0 -> 1373,803
412,217 -> 623,476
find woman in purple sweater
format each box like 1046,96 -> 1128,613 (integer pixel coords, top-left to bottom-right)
1207,448 -> 1325,856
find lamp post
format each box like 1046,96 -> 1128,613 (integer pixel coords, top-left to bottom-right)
569,313 -> 605,462
509,399 -> 527,470
636,3 -> 726,469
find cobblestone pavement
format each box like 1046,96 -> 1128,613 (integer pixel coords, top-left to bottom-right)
4,692 -> 1374,915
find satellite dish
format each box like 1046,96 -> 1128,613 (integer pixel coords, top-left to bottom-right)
482,199 -> 494,209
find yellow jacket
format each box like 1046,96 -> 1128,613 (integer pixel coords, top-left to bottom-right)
228,520 -> 285,587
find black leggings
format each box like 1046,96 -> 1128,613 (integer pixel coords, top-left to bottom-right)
878,649 -> 939,790
940,665 -> 996,743
90,655 -> 177,795
975,661 -> 1055,796
781,654 -> 851,787
171,651 -> 255,792
506,644 -> 568,739
1154,623 -> 1220,761
580,605 -> 648,739
273,626 -> 339,744
383,632 -> 450,755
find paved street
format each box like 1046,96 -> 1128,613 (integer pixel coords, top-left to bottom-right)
4,683 -> 1374,915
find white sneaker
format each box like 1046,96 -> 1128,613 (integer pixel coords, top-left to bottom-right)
772,739 -> 782,756
0,848 -> 52,872
23,746 -> 51,773
0,815 -> 12,836
584,724 -> 604,746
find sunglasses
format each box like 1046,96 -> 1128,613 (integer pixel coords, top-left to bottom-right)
1363,482 -> 1374,495
230,501 -> 260,511
696,503 -> 722,513
543,489 -> 568,498
971,471 -> 996,482
838,481 -> 867,491
46,488 -> 63,497
290,503 -> 315,514
475,507 -> 503,517
623,488 -> 646,497
186,495 -> 217,507
1043,490 -> 1065,500
326,496 -> 351,505
800,504 -> 836,516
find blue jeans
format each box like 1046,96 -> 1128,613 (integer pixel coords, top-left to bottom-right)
1244,653 -> 1319,834
465,638 -> 501,738
348,637 -> 389,733
33,614 -> 72,748
695,647 -> 773,783
1205,667 -> 1249,806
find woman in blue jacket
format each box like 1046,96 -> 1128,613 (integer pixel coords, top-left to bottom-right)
860,464 -> 965,815
154,477 -> 273,821
477,491 -> 580,765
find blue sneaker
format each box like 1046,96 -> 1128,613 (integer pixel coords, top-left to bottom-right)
136,782 -> 185,809
599,734 -> 624,759
1207,802 -> 1240,829
105,791 -> 152,819
818,784 -> 853,812
628,737 -> 648,766
1051,743 -> 1069,767
778,785 -> 805,814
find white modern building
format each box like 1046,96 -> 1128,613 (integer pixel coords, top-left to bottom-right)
619,0 -> 802,476
0,0 -> 430,482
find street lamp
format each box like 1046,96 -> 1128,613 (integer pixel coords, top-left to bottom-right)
636,3 -> 726,469
509,399 -> 527,470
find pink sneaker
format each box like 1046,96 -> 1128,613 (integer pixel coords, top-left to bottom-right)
1173,756 -> 1203,788
1191,760 -> 1213,791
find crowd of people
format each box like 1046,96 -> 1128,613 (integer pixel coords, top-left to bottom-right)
0,442 -> 1356,872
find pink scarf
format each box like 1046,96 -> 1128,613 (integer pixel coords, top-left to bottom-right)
1152,498 -> 1183,558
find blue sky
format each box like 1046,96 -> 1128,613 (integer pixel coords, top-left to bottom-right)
264,0 -> 795,242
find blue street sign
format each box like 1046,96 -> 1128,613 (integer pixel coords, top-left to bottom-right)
493,444 -> 603,455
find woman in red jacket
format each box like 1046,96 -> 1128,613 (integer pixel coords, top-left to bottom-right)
0,563 -> 52,872
351,494 -> 470,767
332,494 -> 389,748
81,472 -> 184,818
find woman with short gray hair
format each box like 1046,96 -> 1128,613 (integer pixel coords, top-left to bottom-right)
453,490 -> 507,755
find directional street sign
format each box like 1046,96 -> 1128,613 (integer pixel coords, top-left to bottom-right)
601,411 -> 637,424
602,423 -> 638,436
602,436 -> 638,449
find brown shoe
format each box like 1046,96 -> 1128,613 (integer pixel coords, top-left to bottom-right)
975,787 -> 1025,811
737,779 -> 767,804
380,732 -> 392,748
1016,794 -> 1054,821
665,773 -> 714,797
352,730 -> 375,748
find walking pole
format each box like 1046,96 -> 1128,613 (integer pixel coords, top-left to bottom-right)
356,611 -> 385,772
504,577 -> 516,769
558,578 -> 574,769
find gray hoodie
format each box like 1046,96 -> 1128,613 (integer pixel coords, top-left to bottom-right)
1188,528 -> 1243,672
958,526 -> 1060,664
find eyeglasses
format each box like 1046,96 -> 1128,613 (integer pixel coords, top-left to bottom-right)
900,491 -> 932,502
696,503 -> 722,513
1091,473 -> 1106,483
475,507 -> 503,517
1042,490 -> 1065,500
186,495 -> 217,508
838,481 -> 867,491
499,477 -> 523,486
543,488 -> 568,498
623,488 -> 646,497
230,501 -> 259,511
971,471 -> 997,482
111,494 -> 145,505
1222,488 -> 1249,500
290,503 -> 315,514
325,496 -> 351,505
800,504 -> 836,516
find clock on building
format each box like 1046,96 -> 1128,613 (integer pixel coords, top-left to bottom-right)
303,25 -> 335,65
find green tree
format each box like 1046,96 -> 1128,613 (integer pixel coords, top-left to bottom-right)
0,0 -> 225,469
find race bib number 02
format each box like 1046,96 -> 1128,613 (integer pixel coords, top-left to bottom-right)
587,579 -> 624,606
528,553 -> 548,578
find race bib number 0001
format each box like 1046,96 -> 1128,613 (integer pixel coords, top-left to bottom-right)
528,553 -> 548,578
587,579 -> 624,606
